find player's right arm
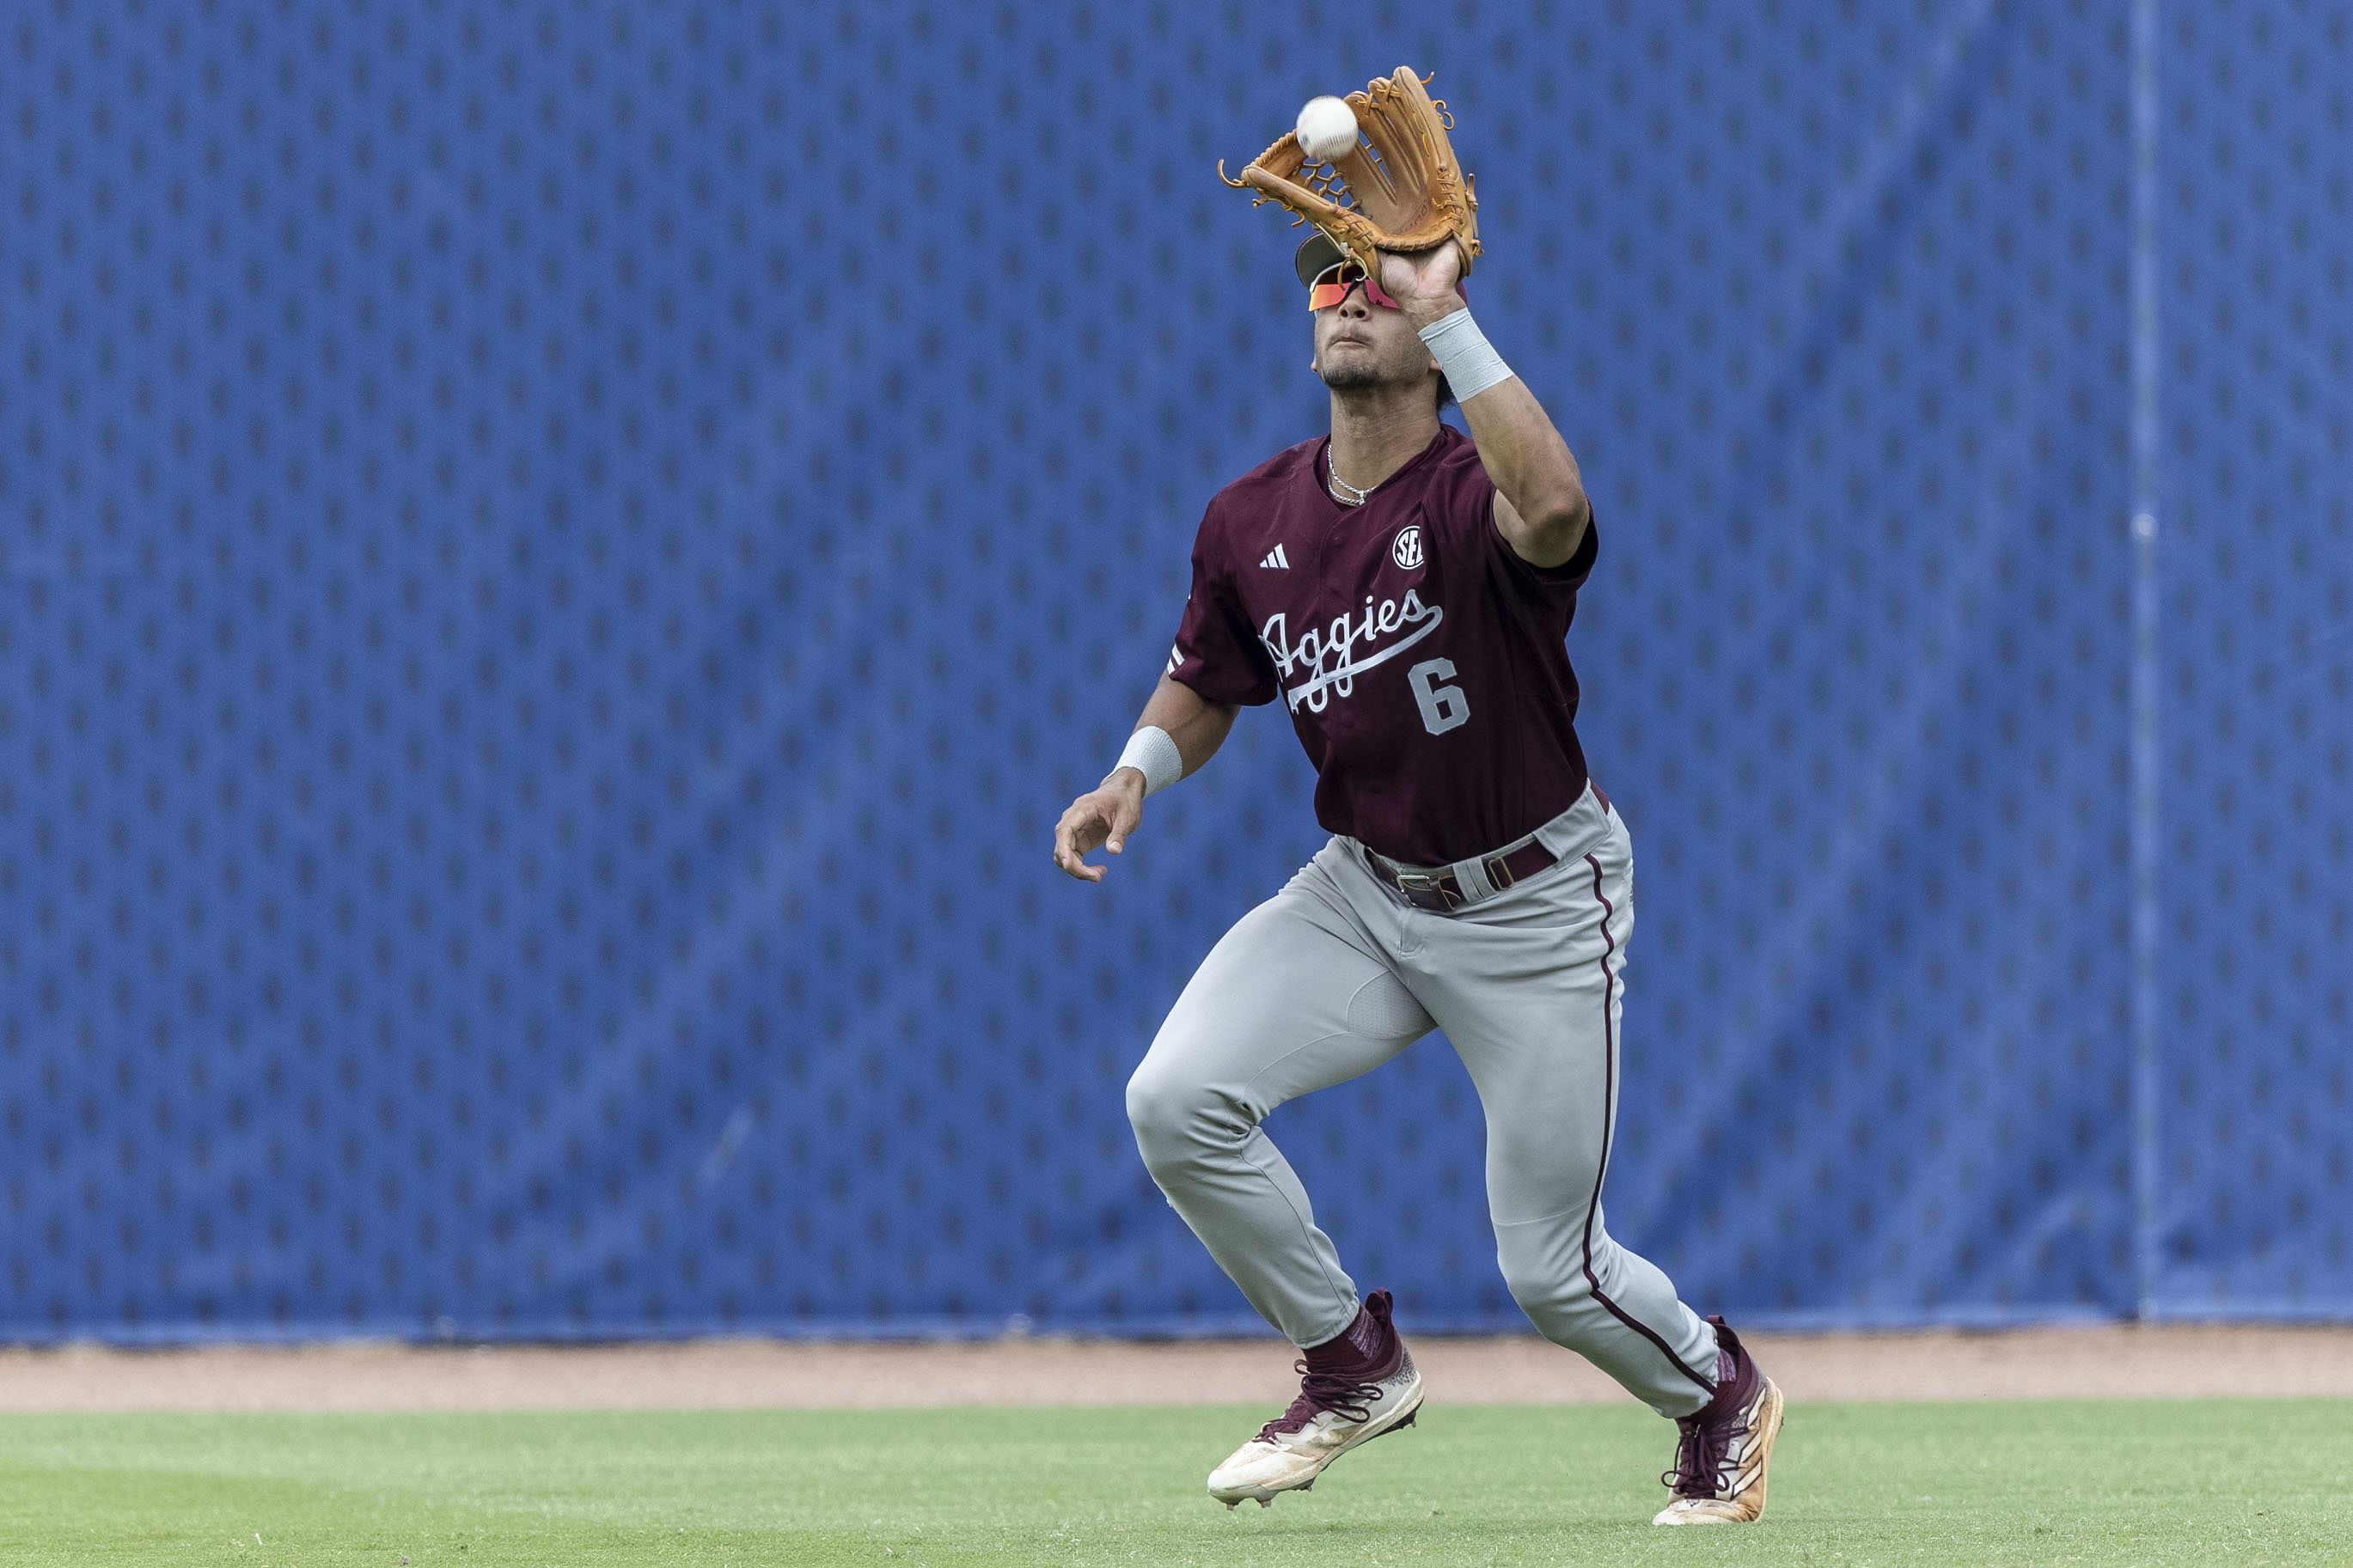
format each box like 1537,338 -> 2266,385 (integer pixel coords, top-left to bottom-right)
1052,674 -> 1238,883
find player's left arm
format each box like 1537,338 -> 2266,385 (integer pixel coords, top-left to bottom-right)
1380,245 -> 1591,570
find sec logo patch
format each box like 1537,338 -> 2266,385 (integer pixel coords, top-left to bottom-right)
1390,524 -> 1424,571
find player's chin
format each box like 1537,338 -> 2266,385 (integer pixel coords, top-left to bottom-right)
1316,357 -> 1387,391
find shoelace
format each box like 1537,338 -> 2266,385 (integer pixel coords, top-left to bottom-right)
1256,1358 -> 1386,1441
1661,1409 -> 1734,1498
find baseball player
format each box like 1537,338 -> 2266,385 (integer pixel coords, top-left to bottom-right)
1051,230 -> 1783,1525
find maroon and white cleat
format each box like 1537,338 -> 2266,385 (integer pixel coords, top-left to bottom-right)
1207,1290 -> 1425,1510
1653,1315 -> 1785,1525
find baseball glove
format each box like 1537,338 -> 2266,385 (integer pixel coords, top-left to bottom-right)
1219,67 -> 1481,279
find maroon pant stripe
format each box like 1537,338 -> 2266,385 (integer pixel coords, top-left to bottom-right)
1581,851 -> 1719,1399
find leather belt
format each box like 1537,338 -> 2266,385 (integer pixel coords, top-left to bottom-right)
1364,785 -> 1610,914
1366,836 -> 1560,912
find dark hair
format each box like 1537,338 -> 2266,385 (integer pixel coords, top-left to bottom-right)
1436,372 -> 1455,412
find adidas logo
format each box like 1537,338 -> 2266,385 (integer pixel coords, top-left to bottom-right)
1260,544 -> 1291,570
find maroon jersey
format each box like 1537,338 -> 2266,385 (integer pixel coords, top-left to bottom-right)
1168,424 -> 1599,865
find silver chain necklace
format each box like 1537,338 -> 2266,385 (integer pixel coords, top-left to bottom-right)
1326,452 -> 1378,507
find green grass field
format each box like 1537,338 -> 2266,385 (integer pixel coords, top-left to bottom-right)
3,1400 -> 2347,1566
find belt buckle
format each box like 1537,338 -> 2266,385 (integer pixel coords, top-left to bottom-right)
1483,852 -> 1515,891
1393,869 -> 1460,912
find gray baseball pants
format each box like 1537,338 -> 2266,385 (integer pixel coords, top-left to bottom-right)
1125,784 -> 1721,1419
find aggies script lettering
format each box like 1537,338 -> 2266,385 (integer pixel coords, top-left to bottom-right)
1257,589 -> 1443,714
1166,426 -> 1596,863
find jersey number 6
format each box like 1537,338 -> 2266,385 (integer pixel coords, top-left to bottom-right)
1408,658 -> 1470,735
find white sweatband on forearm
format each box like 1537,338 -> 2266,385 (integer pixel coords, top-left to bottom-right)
1417,307 -> 1516,402
1112,725 -> 1184,797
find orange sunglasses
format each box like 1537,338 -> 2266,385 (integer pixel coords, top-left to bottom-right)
1306,259 -> 1403,313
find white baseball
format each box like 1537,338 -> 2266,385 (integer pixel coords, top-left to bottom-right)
1296,96 -> 1358,162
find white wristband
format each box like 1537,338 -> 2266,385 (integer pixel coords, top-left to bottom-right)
1417,307 -> 1516,402
1111,725 -> 1183,798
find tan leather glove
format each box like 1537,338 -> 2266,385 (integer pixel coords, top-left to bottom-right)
1219,67 -> 1481,279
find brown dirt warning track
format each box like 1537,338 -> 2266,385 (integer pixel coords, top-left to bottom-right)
5,1325 -> 2352,1412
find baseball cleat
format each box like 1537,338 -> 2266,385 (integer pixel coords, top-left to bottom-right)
1207,1290 -> 1424,1510
1653,1315 -> 1783,1526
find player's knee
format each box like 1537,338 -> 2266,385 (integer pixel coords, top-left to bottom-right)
1124,1063 -> 1204,1174
1494,1222 -> 1600,1317
1125,1060 -> 1239,1178
1494,1248 -> 1573,1315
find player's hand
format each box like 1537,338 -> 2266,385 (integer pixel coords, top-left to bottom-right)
1378,241 -> 1468,328
1053,772 -> 1146,883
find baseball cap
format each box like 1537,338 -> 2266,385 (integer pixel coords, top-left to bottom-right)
1294,230 -> 1350,287
1293,229 -> 1470,296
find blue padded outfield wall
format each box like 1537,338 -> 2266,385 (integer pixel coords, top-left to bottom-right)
1,2 -> 2346,1343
